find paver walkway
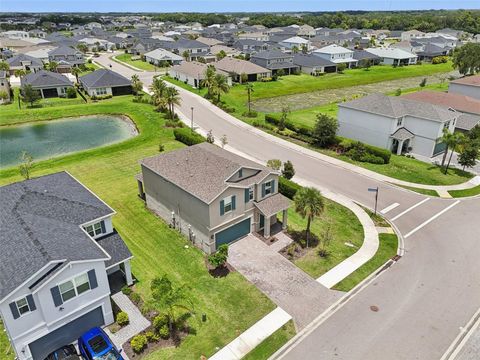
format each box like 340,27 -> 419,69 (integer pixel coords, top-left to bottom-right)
104,292 -> 151,351
229,235 -> 340,330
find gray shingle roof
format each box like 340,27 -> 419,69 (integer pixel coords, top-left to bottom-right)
96,231 -> 132,269
0,172 -> 114,301
353,50 -> 381,61
293,54 -> 336,67
390,127 -> 415,141
48,45 -> 80,56
339,93 -> 457,123
456,113 -> 480,131
21,70 -> 73,88
6,53 -> 43,67
251,50 -> 292,60
254,193 -> 291,217
141,143 -> 273,204
79,68 -> 131,89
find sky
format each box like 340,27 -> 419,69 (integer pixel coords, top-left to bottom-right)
2,0 -> 479,13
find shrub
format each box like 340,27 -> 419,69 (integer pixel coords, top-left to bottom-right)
265,114 -> 280,126
130,334 -> 147,353
121,286 -> 132,295
312,114 -> 339,147
364,143 -> 391,164
158,143 -> 165,152
66,87 -> 77,98
159,324 -> 170,339
165,119 -> 184,128
419,78 -> 427,87
145,330 -> 160,343
260,77 -> 273,82
432,56 -> 448,64
208,244 -> 229,268
153,314 -> 168,332
279,177 -> 301,199
360,153 -> 385,164
116,311 -> 129,326
282,160 -> 295,180
173,128 -> 205,146
130,292 -> 141,304
242,110 -> 258,118
345,141 -> 391,164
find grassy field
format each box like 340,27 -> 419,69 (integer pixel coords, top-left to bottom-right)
79,62 -> 101,76
115,53 -> 157,71
242,321 -> 296,360
0,96 -> 282,359
449,185 -> 480,198
0,321 -> 14,360
333,233 -> 398,292
288,200 -> 364,279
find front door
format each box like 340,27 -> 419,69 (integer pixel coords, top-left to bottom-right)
259,214 -> 265,229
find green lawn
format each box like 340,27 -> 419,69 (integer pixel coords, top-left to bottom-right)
333,233 -> 398,292
79,62 -> 100,76
288,200 -> 364,279
242,321 -> 296,360
0,97 -> 278,359
398,185 -> 440,197
386,81 -> 449,96
0,321 -> 14,360
448,185 -> 480,198
5,88 -> 87,113
114,53 -> 157,71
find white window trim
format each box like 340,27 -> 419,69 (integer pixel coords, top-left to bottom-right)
84,221 -> 103,238
14,296 -> 32,318
264,181 -> 273,196
249,186 -> 254,201
223,196 -> 233,214
58,272 -> 92,304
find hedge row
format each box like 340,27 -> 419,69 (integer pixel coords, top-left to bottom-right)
278,177 -> 302,199
339,138 -> 391,164
265,114 -> 311,136
173,128 -> 206,146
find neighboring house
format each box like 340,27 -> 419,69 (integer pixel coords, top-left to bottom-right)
213,57 -> 271,82
79,69 -> 132,97
250,50 -> 298,75
78,37 -> 115,51
233,39 -> 268,55
21,70 -> 74,98
297,24 -> 316,37
144,48 -> 183,66
0,70 -> 11,103
136,143 -> 290,254
401,30 -> 426,41
28,29 -> 47,39
2,30 -> 30,39
210,44 -> 242,58
279,36 -> 311,51
313,44 -> 358,68
168,61 -> 232,88
293,53 -> 337,74
338,93 -> 458,157
0,172 -> 133,360
48,46 -> 85,72
169,39 -> 213,62
352,50 -> 381,67
449,76 -> 480,100
365,47 -> 417,66
415,43 -> 450,61
6,54 -> 43,75
196,36 -> 224,47
238,32 -> 269,42
402,90 -> 480,133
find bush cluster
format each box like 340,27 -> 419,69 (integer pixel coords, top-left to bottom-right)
116,311 -> 129,326
208,244 -> 228,268
145,330 -> 160,343
66,87 -> 77,98
91,94 -> 112,100
265,114 -> 311,136
121,286 -> 132,295
173,128 -> 206,146
130,334 -> 147,353
278,177 -> 301,199
340,139 -> 391,164
432,56 -> 449,64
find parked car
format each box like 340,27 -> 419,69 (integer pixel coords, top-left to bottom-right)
78,327 -> 123,360
45,345 -> 80,360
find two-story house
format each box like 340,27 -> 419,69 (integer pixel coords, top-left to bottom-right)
338,93 -> 458,157
168,39 -> 214,62
0,172 -> 133,360
47,46 -> 85,73
250,50 -> 298,75
137,143 -> 290,254
313,44 -> 358,68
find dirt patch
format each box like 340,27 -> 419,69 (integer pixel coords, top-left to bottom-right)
122,328 -> 189,359
252,71 -> 459,112
279,230 -> 320,261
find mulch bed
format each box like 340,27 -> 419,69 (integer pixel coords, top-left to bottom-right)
204,258 -> 234,278
253,232 -> 280,246
122,328 -> 189,359
279,230 -> 319,261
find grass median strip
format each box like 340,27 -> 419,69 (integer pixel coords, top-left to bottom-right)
397,185 -> 440,197
448,185 -> 480,198
114,53 -> 158,71
0,96 -> 276,359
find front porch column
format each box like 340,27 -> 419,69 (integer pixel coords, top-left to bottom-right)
396,139 -> 404,155
264,216 -> 271,238
282,209 -> 288,230
124,260 -> 133,286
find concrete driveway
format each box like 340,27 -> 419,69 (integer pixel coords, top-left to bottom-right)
228,235 -> 340,330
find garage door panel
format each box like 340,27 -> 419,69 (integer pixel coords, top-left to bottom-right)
29,306 -> 104,360
215,218 -> 251,249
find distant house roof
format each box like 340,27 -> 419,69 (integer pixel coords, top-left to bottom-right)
170,61 -> 229,79
0,70 -> 7,79
402,91 -> 480,115
365,47 -> 417,59
314,44 -> 353,54
79,69 -> 131,89
416,43 -> 447,57
339,93 -> 458,123
6,53 -> 43,67
174,38 -> 209,49
251,50 -> 292,60
196,36 -> 223,46
21,70 -> 73,88
450,75 -> 480,88
353,49 -> 381,61
48,45 -> 81,57
0,172 -> 115,301
456,113 -> 480,131
280,36 -> 310,45
214,57 -> 270,75
140,143 -> 274,204
144,48 -> 183,62
293,54 -> 336,67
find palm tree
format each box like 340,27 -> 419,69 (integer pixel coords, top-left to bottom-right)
444,132 -> 464,174
165,86 -> 181,119
71,67 -> 80,83
149,77 -> 168,111
47,61 -> 58,72
245,83 -> 254,114
182,50 -> 190,61
201,65 -> 216,98
293,187 -> 325,248
213,73 -> 229,103
440,128 -> 459,167
14,69 -> 27,78
131,74 -> 143,96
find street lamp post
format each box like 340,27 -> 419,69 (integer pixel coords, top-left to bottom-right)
368,187 -> 379,215
191,107 -> 194,132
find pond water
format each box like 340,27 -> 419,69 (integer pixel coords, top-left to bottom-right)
0,115 -> 136,168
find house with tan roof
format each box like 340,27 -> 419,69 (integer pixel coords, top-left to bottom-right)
213,57 -> 271,82
168,61 -> 232,88
136,143 -> 290,254
338,93 -> 458,157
